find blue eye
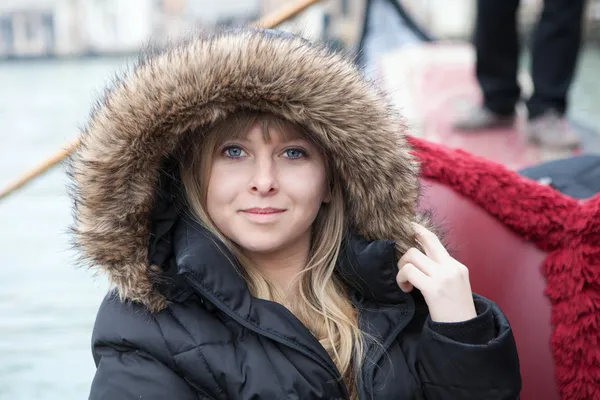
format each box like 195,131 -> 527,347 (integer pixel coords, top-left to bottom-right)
223,146 -> 244,158
284,148 -> 306,159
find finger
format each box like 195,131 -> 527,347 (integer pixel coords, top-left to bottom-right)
398,281 -> 413,293
396,263 -> 431,292
412,222 -> 449,263
398,248 -> 437,276
396,263 -> 415,292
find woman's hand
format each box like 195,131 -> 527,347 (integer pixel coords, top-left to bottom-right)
396,223 -> 477,323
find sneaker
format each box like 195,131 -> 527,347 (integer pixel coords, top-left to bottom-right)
453,106 -> 516,131
526,110 -> 581,150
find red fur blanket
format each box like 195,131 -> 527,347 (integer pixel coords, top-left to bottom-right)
409,136 -> 600,400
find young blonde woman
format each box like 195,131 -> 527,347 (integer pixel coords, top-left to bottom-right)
70,28 -> 521,399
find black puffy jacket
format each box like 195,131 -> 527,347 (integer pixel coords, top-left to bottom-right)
68,27 -> 522,399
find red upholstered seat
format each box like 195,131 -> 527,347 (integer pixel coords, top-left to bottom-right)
420,180 -> 557,400
410,136 -> 599,400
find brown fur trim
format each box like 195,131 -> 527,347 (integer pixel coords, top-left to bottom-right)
67,27 -> 422,312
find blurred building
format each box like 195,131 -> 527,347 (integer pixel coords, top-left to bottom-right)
0,0 -> 56,57
56,0 -> 155,56
0,0 -> 260,59
0,0 -> 155,58
156,0 -> 259,40
187,0 -> 260,24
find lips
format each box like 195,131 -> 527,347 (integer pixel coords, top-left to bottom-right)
240,208 -> 286,214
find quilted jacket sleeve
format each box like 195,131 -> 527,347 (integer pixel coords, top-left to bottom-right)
415,294 -> 522,399
88,292 -> 198,400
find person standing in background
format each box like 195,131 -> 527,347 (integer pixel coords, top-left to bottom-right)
454,0 -> 585,149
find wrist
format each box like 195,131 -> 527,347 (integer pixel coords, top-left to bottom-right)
430,301 -> 477,323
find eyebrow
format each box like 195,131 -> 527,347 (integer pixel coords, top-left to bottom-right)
226,136 -> 311,145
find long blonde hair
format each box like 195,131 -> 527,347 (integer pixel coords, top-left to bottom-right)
179,111 -> 363,396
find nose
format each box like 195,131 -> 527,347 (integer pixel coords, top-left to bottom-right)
249,156 -> 279,195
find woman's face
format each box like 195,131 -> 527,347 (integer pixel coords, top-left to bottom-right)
206,123 -> 330,256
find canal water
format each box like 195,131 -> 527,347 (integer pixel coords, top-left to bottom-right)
0,44 -> 599,399
0,57 -> 125,400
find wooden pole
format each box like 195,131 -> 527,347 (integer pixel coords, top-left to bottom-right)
0,0 -> 324,202
253,0 -> 323,29
0,138 -> 81,200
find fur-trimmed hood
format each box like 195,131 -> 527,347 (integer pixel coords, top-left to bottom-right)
68,27 -> 424,312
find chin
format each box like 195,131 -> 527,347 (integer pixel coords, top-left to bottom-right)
233,235 -> 287,255
220,219 -> 313,256
228,224 -> 300,255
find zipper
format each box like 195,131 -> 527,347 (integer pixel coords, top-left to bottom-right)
183,270 -> 350,399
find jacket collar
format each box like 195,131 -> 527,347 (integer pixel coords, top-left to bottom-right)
167,213 -> 411,312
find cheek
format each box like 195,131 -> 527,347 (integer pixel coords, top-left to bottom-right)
206,164 -> 246,214
281,164 -> 328,207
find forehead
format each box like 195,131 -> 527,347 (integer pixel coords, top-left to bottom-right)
242,122 -> 305,143
221,115 -> 310,145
